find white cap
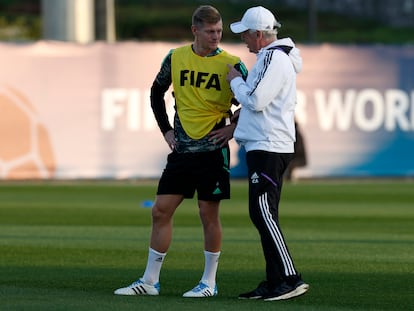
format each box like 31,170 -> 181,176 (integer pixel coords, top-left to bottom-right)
230,6 -> 281,33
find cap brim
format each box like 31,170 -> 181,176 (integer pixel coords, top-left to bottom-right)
230,21 -> 248,33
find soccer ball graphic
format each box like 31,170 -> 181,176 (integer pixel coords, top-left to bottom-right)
0,86 -> 55,179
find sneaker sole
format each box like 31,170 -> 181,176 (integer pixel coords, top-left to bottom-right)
264,283 -> 309,301
183,289 -> 217,298
114,289 -> 159,296
183,293 -> 217,298
238,295 -> 263,300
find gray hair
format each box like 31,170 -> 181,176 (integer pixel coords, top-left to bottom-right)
248,28 -> 278,38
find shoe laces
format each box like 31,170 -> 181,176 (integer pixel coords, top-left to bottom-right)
255,281 -> 271,295
193,282 -> 210,292
131,279 -> 144,286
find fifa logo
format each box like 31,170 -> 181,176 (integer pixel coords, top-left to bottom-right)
179,70 -> 221,90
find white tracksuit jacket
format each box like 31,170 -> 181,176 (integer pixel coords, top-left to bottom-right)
230,37 -> 302,153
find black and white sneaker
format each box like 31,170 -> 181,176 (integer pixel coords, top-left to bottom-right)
114,278 -> 160,296
263,279 -> 309,301
238,281 -> 271,299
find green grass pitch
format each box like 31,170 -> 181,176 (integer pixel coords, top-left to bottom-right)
0,179 -> 413,310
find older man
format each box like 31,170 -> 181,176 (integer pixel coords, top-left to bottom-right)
227,6 -> 309,301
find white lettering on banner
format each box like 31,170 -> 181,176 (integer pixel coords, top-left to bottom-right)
101,88 -> 147,131
102,87 -> 413,133
314,88 -> 414,131
101,88 -> 131,130
101,88 -> 175,131
354,89 -> 384,131
385,89 -> 411,131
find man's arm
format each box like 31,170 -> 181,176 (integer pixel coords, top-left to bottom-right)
150,51 -> 173,135
150,80 -> 173,134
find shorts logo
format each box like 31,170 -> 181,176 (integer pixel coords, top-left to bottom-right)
213,187 -> 222,195
213,182 -> 222,195
250,172 -> 259,184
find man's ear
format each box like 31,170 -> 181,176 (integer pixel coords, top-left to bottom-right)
191,25 -> 197,36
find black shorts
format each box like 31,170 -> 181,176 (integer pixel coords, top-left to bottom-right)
157,147 -> 230,201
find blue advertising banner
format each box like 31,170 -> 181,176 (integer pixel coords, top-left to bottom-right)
0,42 -> 413,179
297,45 -> 414,177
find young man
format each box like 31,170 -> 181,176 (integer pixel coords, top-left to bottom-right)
226,6 -> 309,301
114,5 -> 247,298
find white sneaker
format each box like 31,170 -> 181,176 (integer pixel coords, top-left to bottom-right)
182,282 -> 218,298
114,278 -> 160,296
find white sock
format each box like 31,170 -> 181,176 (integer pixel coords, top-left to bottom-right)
142,247 -> 166,285
200,250 -> 221,288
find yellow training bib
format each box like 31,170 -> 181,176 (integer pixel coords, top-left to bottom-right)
171,45 -> 239,139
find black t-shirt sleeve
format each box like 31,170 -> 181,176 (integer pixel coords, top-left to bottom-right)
150,51 -> 174,134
